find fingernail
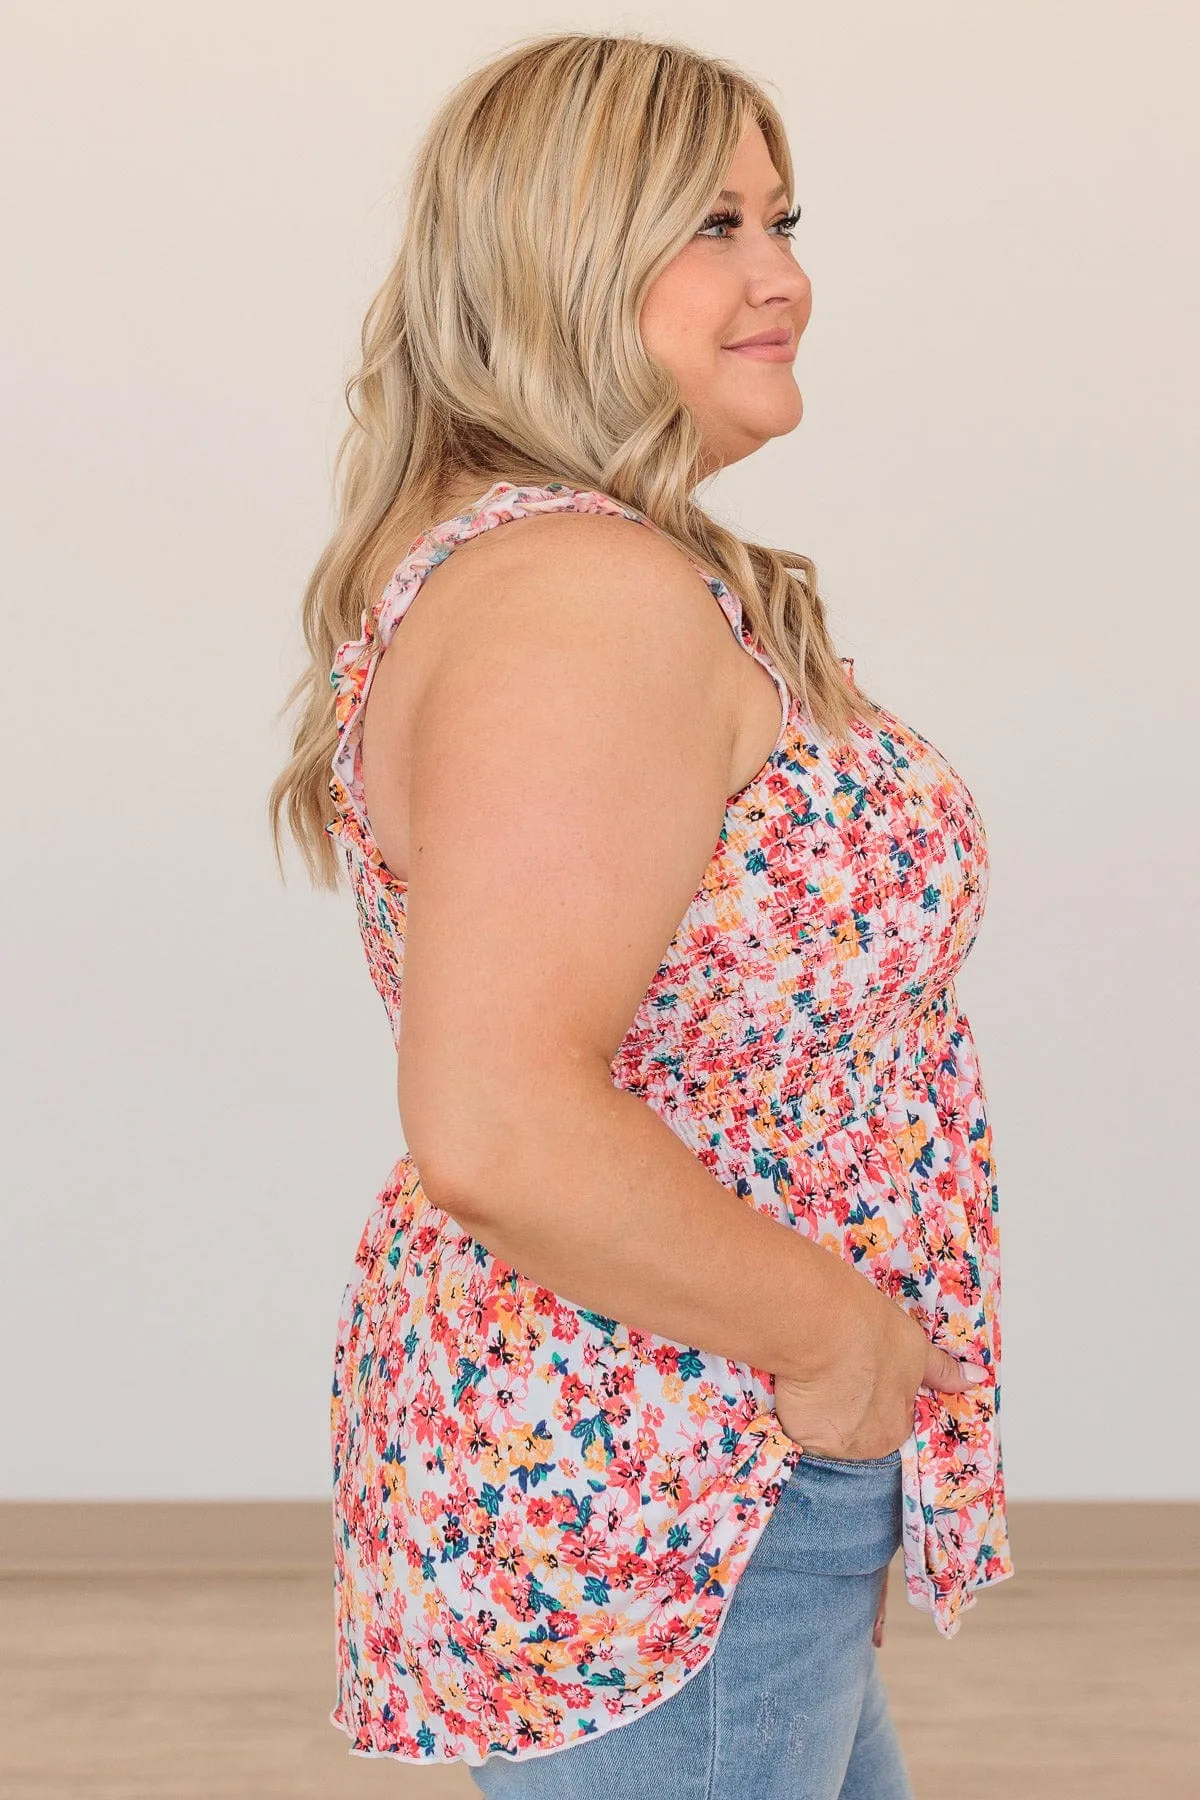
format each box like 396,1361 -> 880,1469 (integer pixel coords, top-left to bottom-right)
962,1364 -> 990,1383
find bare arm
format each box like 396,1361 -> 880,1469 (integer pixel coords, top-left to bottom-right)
385,513 -> 899,1390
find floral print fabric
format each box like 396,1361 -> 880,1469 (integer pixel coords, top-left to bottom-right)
325,481 -> 1012,1768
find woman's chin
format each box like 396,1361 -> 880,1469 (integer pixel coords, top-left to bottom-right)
752,392 -> 804,440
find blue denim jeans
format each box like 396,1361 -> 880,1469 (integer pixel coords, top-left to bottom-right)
469,1447 -> 913,1799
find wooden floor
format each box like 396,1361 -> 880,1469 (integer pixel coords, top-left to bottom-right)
2,1564 -> 1195,1798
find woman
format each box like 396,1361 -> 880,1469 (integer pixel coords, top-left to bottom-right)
270,29 -> 1012,1798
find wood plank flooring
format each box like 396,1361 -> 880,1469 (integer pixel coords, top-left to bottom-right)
2,1565 -> 1195,1798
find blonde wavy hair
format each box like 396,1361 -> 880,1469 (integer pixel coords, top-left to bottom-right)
269,28 -> 874,889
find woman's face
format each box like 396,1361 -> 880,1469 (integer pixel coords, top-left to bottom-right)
640,121 -> 811,477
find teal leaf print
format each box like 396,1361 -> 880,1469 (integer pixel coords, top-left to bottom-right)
693,1550 -> 726,1596
527,1577 -> 563,1615
585,1667 -> 629,1689
578,1309 -> 619,1334
451,1357 -> 485,1404
571,1414 -> 614,1457
514,1459 -> 556,1494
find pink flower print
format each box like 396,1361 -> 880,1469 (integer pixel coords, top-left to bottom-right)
488,1569 -> 537,1622
474,1373 -> 531,1438
590,1483 -> 641,1537
648,1456 -> 694,1510
678,1414 -> 722,1483
637,1616 -> 697,1666
559,1519 -> 617,1582
611,1547 -> 646,1588
410,1382 -> 443,1447
605,1444 -> 648,1508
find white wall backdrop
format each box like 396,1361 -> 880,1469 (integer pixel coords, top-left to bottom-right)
4,1 -> 1196,1502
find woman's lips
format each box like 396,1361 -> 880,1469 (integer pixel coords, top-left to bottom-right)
721,342 -> 795,361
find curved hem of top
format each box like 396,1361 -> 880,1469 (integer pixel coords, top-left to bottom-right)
899,1558 -> 1016,1649
902,1554 -> 1016,1611
326,1416 -> 803,1769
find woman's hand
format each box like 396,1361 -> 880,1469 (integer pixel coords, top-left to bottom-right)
772,1285 -> 990,1462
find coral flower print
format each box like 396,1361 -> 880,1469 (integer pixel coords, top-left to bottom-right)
326,483 -> 1012,1768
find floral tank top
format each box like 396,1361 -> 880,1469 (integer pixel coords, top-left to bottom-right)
325,480 -> 1013,1769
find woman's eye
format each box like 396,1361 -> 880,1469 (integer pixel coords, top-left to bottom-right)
697,205 -> 801,240
697,210 -> 742,238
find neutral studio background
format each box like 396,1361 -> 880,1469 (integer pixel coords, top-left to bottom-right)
4,1 -> 1197,1505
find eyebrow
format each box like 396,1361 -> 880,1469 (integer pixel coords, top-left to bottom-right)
715,182 -> 790,205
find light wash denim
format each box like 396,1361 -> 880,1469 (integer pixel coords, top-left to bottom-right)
469,1447 -> 914,1800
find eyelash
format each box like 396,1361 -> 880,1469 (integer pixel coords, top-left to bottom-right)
697,203 -> 802,241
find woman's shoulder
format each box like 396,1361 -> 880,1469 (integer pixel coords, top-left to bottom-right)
416,489 -> 734,651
